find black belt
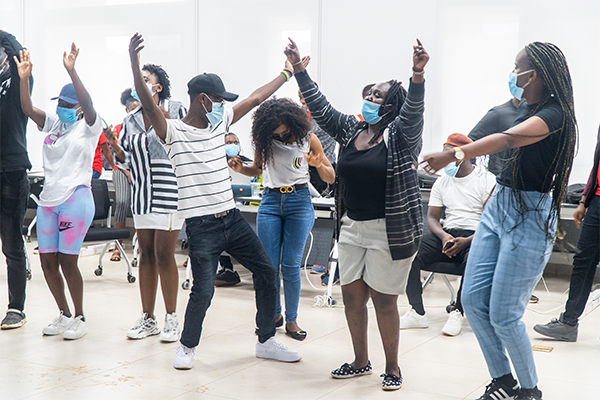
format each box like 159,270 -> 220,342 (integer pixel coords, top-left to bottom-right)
267,183 -> 308,194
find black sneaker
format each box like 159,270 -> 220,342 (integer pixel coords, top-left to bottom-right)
215,269 -> 241,287
1,309 -> 27,329
533,313 -> 578,342
476,378 -> 520,400
515,387 -> 542,400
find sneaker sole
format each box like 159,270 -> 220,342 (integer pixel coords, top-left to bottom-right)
173,364 -> 193,370
63,332 -> 87,340
399,325 -> 428,330
1,318 -> 27,329
533,326 -> 577,342
256,354 -> 302,363
127,330 -> 161,340
160,334 -> 180,342
331,370 -> 372,379
442,330 -> 461,336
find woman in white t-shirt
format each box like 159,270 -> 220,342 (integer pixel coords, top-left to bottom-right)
16,44 -> 100,340
230,98 -> 335,340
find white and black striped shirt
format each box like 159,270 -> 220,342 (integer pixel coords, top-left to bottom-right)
120,101 -> 185,215
162,108 -> 235,219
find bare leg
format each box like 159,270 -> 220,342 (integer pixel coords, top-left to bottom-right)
370,289 -> 400,376
154,229 -> 180,314
136,229 -> 158,316
341,278 -> 371,369
57,253 -> 85,317
40,252 -> 71,316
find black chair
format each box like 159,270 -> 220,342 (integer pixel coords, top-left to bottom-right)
83,179 -> 135,283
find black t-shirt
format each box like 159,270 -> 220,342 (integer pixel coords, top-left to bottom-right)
337,139 -> 387,220
497,99 -> 564,192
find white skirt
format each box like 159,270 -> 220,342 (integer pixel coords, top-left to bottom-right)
133,212 -> 184,231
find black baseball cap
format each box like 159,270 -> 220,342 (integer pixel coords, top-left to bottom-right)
187,73 -> 238,101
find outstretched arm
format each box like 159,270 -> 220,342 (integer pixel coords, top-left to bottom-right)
129,33 -> 167,140
14,50 -> 45,127
63,43 -> 96,126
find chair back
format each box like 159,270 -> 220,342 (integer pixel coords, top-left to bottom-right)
90,179 -> 111,221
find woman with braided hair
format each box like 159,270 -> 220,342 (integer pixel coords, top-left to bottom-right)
421,42 -> 577,400
285,38 -> 429,391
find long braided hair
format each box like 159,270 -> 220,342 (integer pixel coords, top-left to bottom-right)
506,42 -> 578,236
357,80 -> 408,146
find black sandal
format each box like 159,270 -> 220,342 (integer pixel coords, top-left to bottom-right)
285,327 -> 307,341
331,361 -> 372,379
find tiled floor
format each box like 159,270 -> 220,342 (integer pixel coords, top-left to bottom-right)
0,239 -> 599,399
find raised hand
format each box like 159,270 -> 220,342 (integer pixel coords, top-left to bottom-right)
63,42 -> 79,71
129,33 -> 145,68
285,55 -> 310,72
413,38 -> 429,71
13,49 -> 32,79
284,38 -> 305,73
227,156 -> 243,172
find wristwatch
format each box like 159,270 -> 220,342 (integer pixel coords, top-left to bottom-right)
453,147 -> 465,162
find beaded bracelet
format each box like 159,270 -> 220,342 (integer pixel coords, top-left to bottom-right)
412,66 -> 425,75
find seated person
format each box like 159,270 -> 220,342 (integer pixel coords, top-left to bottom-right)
400,133 -> 496,336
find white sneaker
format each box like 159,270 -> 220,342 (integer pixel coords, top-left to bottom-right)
42,312 -> 73,336
442,310 -> 464,336
160,312 -> 180,342
173,343 -> 195,370
127,313 -> 160,339
63,316 -> 87,340
400,308 -> 429,329
256,337 -> 302,363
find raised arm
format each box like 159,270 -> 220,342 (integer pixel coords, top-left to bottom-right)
63,43 -> 96,126
128,33 -> 167,140
14,50 -> 45,127
285,38 -> 359,143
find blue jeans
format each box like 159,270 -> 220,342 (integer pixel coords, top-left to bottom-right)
461,185 -> 555,389
1,170 -> 30,311
257,188 -> 314,323
563,194 -> 600,325
180,208 -> 277,347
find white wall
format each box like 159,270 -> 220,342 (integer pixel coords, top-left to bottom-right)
1,0 -> 598,183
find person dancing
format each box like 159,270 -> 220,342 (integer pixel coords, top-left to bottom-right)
106,63 -> 185,342
421,42 -> 577,400
230,97 -> 335,340
16,44 -> 101,340
286,38 -> 429,391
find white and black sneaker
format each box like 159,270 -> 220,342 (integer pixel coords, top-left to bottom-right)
1,309 -> 27,329
127,313 -> 160,339
476,378 -> 520,400
160,312 -> 180,342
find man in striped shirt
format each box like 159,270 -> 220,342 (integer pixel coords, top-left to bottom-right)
127,33 -> 302,369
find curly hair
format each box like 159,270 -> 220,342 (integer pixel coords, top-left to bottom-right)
356,80 -> 408,146
142,64 -> 171,101
251,97 -> 311,167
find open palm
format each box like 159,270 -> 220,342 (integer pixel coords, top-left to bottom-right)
14,49 -> 32,79
63,42 -> 79,71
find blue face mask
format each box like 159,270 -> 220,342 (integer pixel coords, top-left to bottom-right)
225,143 -> 240,157
56,106 -> 80,123
444,161 -> 463,178
508,69 -> 533,100
202,97 -> 225,126
131,82 -> 156,102
361,100 -> 383,125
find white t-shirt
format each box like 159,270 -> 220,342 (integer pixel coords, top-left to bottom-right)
162,108 -> 235,219
428,165 -> 496,231
262,139 -> 310,188
38,112 -> 102,207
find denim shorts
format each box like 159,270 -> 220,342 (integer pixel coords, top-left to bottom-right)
338,214 -> 415,295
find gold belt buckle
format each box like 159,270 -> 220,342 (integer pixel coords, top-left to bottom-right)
279,186 -> 293,193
